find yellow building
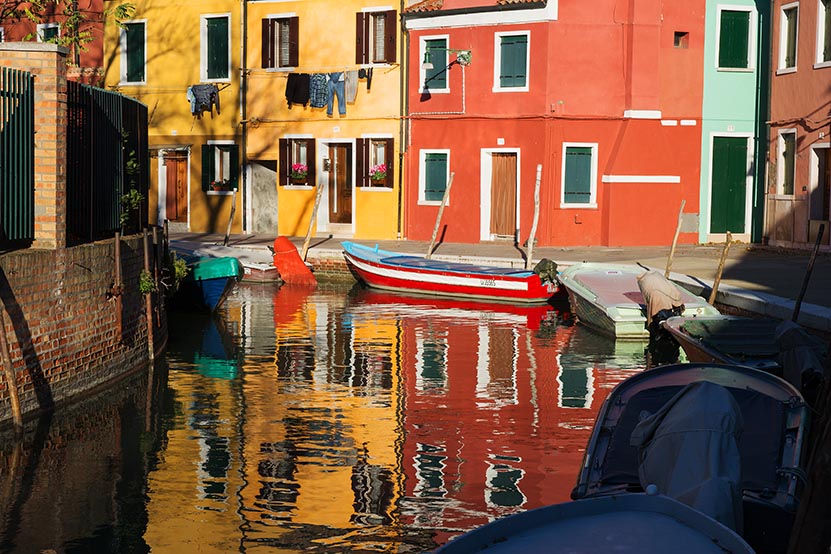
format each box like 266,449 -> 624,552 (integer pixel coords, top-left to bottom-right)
244,0 -> 403,239
103,0 -> 243,234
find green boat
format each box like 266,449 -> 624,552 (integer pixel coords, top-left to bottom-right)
178,256 -> 243,312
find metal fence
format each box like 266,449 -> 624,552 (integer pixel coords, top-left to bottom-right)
66,81 -> 149,245
0,67 -> 35,246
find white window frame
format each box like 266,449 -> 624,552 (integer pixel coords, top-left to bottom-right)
493,30 -> 531,92
714,5 -> 757,71
560,142 -> 598,209
264,13 -> 297,71
419,35 -> 449,94
36,22 -> 59,42
200,13 -> 232,83
119,19 -> 147,85
418,149 -> 451,206
777,129 -> 798,196
206,139 -> 236,196
815,0 -> 831,67
0,27 -> 5,42
778,2 -> 800,73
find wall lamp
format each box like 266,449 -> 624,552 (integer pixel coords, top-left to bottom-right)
421,48 -> 472,70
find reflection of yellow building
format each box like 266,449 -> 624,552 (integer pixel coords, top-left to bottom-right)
103,0 -> 242,234
245,0 -> 402,239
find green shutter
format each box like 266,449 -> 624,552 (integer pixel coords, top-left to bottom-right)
784,8 -> 798,68
207,17 -> 229,79
425,39 -> 447,89
499,35 -> 528,88
718,10 -> 750,69
202,145 -> 214,191
783,134 -> 795,195
824,0 -> 831,62
229,145 -> 239,189
126,23 -> 145,83
424,153 -> 447,202
564,147 -> 592,204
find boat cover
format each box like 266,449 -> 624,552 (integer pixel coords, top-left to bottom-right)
636,271 -> 684,324
630,381 -> 744,533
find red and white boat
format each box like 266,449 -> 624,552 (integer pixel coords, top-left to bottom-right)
341,241 -> 559,304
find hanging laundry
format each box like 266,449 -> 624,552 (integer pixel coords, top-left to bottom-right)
286,73 -> 310,108
309,74 -> 327,108
326,72 -> 346,116
186,84 -> 220,115
345,70 -> 359,103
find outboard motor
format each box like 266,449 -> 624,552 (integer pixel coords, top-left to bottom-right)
532,258 -> 558,284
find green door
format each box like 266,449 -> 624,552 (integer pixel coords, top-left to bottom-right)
711,137 -> 747,233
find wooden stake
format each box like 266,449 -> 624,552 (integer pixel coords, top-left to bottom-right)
301,184 -> 324,262
793,223 -> 825,322
114,232 -> 123,339
525,164 -> 542,270
665,199 -> 686,278
426,172 -> 455,259
0,308 -> 22,436
222,190 -> 237,247
143,229 -> 155,361
708,231 -> 732,305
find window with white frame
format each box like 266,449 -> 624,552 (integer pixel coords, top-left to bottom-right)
202,142 -> 239,192
120,21 -> 146,84
494,31 -> 529,91
561,143 -> 598,207
262,16 -> 298,69
419,150 -> 450,204
37,22 -> 59,42
420,36 -> 449,92
356,10 -> 396,64
817,0 -> 831,65
779,130 -> 797,195
779,3 -> 799,71
716,7 -> 754,69
201,14 -> 230,81
0,27 -> 5,42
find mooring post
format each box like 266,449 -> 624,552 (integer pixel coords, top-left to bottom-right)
0,309 -> 23,436
143,229 -> 155,361
708,231 -> 732,305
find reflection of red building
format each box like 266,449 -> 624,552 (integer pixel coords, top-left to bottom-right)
379,291 -> 636,544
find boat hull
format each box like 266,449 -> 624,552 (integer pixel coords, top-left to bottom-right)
179,256 -> 242,312
342,242 -> 557,304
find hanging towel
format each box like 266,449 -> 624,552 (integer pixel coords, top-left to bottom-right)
345,70 -> 359,103
309,74 -> 327,108
286,73 -> 311,108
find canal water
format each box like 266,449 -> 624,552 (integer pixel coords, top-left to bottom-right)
0,281 -> 656,553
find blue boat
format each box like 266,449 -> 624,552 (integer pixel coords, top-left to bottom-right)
177,256 -> 242,312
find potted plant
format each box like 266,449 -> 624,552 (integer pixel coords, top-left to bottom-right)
290,163 -> 308,184
369,163 -> 387,184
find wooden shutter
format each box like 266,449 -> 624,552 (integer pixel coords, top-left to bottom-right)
356,138 -> 367,187
718,11 -> 749,68
288,17 -> 299,67
306,140 -> 316,186
229,145 -> 239,189
824,2 -> 831,62
383,11 -> 397,64
278,139 -> 289,186
202,145 -> 214,191
261,19 -> 273,69
425,40 -> 447,89
499,35 -> 527,87
383,138 -> 394,188
356,13 -> 368,64
785,9 -> 797,67
207,17 -> 229,79
126,23 -> 145,82
564,147 -> 592,204
425,153 -> 447,201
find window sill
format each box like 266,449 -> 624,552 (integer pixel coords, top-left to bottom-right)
419,200 -> 449,206
266,67 -> 296,73
559,203 -> 598,209
358,186 -> 393,191
775,67 -> 797,76
201,77 -> 232,84
716,67 -> 754,73
207,190 -> 235,196
119,81 -> 146,86
813,61 -> 831,70
418,88 -> 450,94
282,185 -> 315,190
492,86 -> 529,93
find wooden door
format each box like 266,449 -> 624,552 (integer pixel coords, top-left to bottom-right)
328,144 -> 352,224
710,137 -> 747,233
164,152 -> 188,222
490,153 -> 517,238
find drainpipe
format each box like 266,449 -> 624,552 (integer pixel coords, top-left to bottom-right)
398,0 -> 407,240
240,0 -> 249,233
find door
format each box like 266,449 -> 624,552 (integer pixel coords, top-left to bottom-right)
710,137 -> 747,233
328,144 -> 352,224
490,153 -> 517,238
164,152 -> 188,222
809,147 -> 830,244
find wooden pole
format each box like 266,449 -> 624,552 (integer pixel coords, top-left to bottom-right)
792,223 -> 825,322
222,190 -> 237,247
665,200 -> 686,278
114,231 -> 123,339
525,164 -> 542,270
426,172 -> 455,259
0,309 -> 22,436
708,231 -> 732,305
143,229 -> 155,361
301,184 -> 324,261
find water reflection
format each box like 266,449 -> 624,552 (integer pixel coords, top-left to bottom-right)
0,281 -> 649,553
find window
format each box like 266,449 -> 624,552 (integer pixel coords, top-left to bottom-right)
421,37 -> 448,92
494,32 -> 529,91
120,21 -> 146,84
201,15 -> 230,81
0,28 -> 5,42
779,3 -> 799,70
262,16 -> 298,69
37,22 -> 59,42
779,131 -> 796,195
561,144 -> 598,207
674,31 -> 689,48
817,0 -> 830,64
278,138 -> 316,187
419,150 -> 450,203
356,10 -> 396,64
202,143 -> 239,192
358,137 -> 394,188
717,9 -> 752,69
